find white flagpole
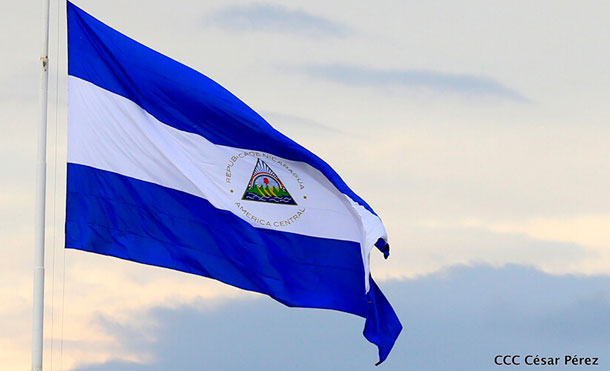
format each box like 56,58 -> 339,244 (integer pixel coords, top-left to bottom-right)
32,0 -> 51,368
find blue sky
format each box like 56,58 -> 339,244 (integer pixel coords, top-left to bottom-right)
1,0 -> 609,369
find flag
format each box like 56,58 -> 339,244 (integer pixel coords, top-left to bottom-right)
66,2 -> 401,363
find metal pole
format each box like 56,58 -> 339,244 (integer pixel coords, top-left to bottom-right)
32,0 -> 51,368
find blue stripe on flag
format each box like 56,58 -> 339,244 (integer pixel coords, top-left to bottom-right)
65,163 -> 400,361
66,2 -> 376,215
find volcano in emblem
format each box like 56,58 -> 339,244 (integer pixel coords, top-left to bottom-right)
241,159 -> 297,205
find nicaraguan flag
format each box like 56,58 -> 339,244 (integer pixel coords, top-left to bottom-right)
66,1 -> 401,363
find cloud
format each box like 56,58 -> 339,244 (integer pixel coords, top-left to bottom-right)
373,224 -> 596,279
261,111 -> 344,134
452,216 -> 610,275
74,265 -> 610,370
465,216 -> 610,252
204,4 -> 350,38
299,64 -> 529,101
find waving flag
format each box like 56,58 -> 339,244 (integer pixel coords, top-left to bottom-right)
66,1 -> 401,363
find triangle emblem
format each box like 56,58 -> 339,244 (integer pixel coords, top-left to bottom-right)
242,159 -> 297,205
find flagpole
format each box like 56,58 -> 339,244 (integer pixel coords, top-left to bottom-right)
32,0 -> 51,368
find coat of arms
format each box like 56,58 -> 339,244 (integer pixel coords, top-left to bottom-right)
242,159 -> 297,205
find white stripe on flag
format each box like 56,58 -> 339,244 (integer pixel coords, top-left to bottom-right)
68,75 -> 386,291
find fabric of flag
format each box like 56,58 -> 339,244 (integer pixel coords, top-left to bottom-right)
65,1 -> 401,364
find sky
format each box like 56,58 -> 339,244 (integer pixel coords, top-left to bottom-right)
1,0 -> 610,369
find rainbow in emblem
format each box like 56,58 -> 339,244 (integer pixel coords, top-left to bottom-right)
242,159 -> 297,205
